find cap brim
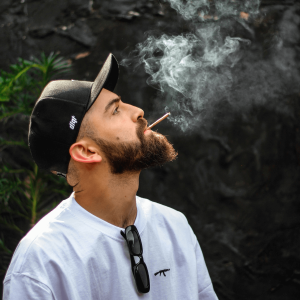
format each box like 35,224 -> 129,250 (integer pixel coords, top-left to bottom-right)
87,53 -> 119,111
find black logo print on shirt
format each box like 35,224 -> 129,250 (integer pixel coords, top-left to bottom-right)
154,269 -> 170,277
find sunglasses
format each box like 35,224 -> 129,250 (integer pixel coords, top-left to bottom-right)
120,225 -> 150,293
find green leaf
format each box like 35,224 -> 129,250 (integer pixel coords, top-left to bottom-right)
0,238 -> 12,255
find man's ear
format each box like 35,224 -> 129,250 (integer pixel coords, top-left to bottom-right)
69,141 -> 102,164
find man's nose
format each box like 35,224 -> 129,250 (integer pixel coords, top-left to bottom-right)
130,105 -> 144,122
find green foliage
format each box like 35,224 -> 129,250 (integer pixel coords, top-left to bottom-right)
0,53 -> 72,278
0,52 -> 70,119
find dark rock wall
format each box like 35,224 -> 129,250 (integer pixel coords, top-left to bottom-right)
1,0 -> 300,299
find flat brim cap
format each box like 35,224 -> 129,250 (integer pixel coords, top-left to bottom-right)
28,53 -> 119,175
89,53 -> 119,111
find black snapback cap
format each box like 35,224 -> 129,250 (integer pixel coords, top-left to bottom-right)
28,53 -> 119,177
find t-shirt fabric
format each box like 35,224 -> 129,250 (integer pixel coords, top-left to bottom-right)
3,193 -> 218,300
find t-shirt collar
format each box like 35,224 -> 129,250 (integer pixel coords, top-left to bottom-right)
67,192 -> 146,242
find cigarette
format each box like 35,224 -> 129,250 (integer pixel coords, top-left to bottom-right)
147,112 -> 171,130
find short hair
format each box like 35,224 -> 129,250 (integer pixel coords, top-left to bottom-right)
66,108 -> 95,187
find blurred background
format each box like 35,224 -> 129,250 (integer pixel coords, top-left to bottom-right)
0,0 -> 300,299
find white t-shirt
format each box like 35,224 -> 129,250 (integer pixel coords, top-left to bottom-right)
3,193 -> 218,300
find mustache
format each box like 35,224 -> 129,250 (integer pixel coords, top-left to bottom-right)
137,118 -> 148,131
136,118 -> 148,143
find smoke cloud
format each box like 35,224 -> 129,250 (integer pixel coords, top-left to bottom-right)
121,0 -> 300,131
167,0 -> 259,21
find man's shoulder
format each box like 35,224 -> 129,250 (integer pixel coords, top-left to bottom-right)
4,196 -> 72,278
24,196 -> 72,243
137,195 -> 188,226
137,195 -> 197,248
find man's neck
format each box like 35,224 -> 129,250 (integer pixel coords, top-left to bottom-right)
73,171 -> 140,229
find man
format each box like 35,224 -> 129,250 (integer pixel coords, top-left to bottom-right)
3,54 -> 218,299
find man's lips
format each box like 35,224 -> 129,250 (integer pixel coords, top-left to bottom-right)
143,123 -> 149,132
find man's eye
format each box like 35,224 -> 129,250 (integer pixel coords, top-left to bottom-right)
113,106 -> 119,115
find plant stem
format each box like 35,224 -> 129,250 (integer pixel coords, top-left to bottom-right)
0,109 -> 24,121
5,64 -> 40,92
30,164 -> 39,227
0,168 -> 25,174
0,140 -> 27,146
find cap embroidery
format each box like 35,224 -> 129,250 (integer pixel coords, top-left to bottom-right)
69,116 -> 77,130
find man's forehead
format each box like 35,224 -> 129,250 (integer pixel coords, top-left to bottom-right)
94,88 -> 119,109
99,88 -> 118,102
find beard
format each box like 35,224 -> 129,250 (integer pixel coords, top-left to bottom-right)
92,118 -> 178,174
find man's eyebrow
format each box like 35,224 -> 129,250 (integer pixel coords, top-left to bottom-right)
104,96 -> 121,113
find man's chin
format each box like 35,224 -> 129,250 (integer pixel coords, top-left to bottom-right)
139,130 -> 178,168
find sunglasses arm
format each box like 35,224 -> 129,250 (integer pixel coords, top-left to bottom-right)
120,230 -> 126,240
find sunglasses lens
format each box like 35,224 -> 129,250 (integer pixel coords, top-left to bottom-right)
135,263 -> 149,292
127,230 -> 141,255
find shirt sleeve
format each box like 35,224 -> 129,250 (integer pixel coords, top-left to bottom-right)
195,241 -> 219,300
3,273 -> 54,300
